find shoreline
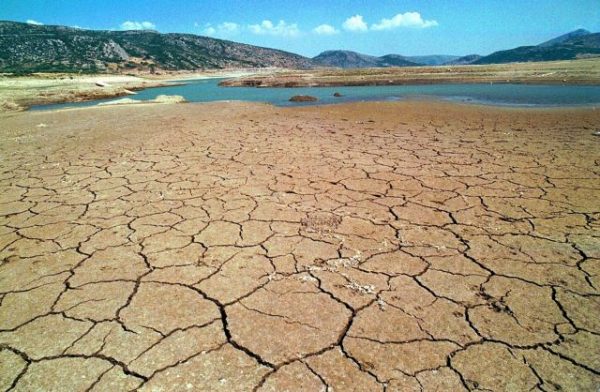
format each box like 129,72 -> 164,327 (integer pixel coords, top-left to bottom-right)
219,58 -> 600,88
2,58 -> 600,113
24,89 -> 600,114
221,78 -> 600,88
0,70 -> 259,113
17,98 -> 600,120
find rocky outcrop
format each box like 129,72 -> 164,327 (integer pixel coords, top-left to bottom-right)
289,95 -> 318,102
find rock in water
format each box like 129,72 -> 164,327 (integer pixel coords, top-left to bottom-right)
333,92 -> 343,97
289,95 -> 318,102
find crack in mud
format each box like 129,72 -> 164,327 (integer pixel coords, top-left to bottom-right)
1,101 -> 599,391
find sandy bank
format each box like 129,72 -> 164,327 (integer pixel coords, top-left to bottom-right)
0,68 -> 270,112
0,73 -> 175,112
96,94 -> 186,107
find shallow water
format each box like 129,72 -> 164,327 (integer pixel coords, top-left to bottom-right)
31,78 -> 600,110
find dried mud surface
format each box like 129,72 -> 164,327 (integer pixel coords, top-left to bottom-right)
1,101 -> 599,391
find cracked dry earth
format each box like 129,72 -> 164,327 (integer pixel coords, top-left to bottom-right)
0,101 -> 599,392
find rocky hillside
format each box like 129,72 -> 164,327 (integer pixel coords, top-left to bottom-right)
0,21 -> 313,73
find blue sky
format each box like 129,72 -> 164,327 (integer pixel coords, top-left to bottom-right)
2,0 -> 599,57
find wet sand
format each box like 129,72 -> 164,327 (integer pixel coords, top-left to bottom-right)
0,101 -> 599,391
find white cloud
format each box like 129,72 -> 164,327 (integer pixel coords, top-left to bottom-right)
371,12 -> 438,30
219,22 -> 240,34
203,26 -> 217,35
248,20 -> 300,37
343,15 -> 368,32
313,24 -> 339,35
26,19 -> 43,25
203,22 -> 240,36
120,21 -> 156,30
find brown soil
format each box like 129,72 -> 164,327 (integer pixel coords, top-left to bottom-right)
220,58 -> 600,87
0,101 -> 599,391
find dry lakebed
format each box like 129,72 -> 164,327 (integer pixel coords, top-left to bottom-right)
0,99 -> 599,391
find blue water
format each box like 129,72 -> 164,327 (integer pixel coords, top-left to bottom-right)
31,78 -> 600,111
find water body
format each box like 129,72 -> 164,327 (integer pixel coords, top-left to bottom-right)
32,78 -> 600,111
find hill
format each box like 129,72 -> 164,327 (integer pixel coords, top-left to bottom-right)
475,30 -> 600,64
403,55 -> 460,65
444,54 -> 482,65
0,21 -> 313,73
538,28 -> 591,47
312,50 -> 381,68
377,54 -> 421,67
440,30 -> 597,66
312,50 -> 420,68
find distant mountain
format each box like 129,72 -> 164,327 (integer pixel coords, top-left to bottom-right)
538,28 -> 591,47
316,30 -> 600,69
475,30 -> 600,64
313,50 -> 380,68
0,21 -> 313,73
444,54 -> 482,65
313,50 -> 420,68
1,21 -> 597,74
378,54 -> 421,67
403,55 -> 460,66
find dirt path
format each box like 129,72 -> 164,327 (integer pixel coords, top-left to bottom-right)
0,101 -> 599,391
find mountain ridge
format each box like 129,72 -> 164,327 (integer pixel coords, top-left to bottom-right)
312,50 -> 420,68
1,21 -> 598,73
474,31 -> 600,64
0,20 -> 313,73
311,51 -> 461,68
443,54 -> 482,65
538,28 -> 591,47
